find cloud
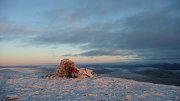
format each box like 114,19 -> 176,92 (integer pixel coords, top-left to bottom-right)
63,49 -> 134,56
31,0 -> 180,49
0,22 -> 42,41
1,0 -> 180,61
0,23 -> 9,32
0,22 -> 41,34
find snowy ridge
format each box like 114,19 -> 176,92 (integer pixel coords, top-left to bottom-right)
0,67 -> 179,101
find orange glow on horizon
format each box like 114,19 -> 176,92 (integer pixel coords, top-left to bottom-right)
0,55 -> 137,66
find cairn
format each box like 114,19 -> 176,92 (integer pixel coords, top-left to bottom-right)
45,59 -> 95,79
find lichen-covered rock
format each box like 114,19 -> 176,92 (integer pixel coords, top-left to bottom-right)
45,59 -> 95,79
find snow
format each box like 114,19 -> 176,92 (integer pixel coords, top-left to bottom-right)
0,67 -> 180,101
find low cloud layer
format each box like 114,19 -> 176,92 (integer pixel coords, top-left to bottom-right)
64,49 -> 134,57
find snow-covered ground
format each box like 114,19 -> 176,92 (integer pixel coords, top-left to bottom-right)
0,67 -> 179,101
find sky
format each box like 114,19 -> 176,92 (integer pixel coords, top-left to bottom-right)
0,0 -> 180,66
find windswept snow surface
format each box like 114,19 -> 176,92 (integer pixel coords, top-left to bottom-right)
0,67 -> 179,101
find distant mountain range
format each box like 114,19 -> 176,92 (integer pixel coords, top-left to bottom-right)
77,63 -> 180,70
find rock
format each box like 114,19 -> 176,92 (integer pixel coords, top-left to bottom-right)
78,68 -> 96,78
125,95 -> 132,101
44,73 -> 56,79
6,95 -> 20,101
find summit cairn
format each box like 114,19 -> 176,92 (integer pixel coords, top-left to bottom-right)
45,59 -> 95,79
55,59 -> 78,78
